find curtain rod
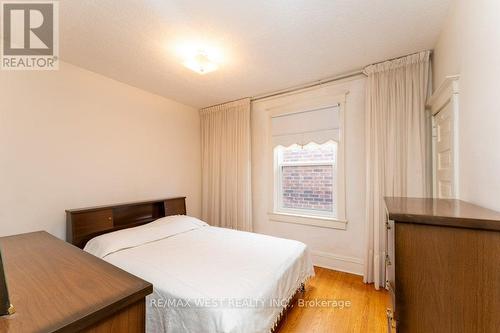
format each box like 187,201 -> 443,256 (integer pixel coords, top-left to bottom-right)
200,70 -> 363,110
251,70 -> 365,102
366,49 -> 433,69
250,50 -> 433,103
202,49 -> 432,109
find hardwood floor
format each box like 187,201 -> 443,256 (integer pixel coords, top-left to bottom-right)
279,267 -> 389,333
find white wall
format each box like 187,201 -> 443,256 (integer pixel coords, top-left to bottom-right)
433,0 -> 500,211
251,77 -> 366,275
0,62 -> 201,239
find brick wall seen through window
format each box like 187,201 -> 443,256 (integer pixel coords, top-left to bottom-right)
277,142 -> 336,216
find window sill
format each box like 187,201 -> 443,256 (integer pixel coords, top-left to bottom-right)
268,212 -> 347,230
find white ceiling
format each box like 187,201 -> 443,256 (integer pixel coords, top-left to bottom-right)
60,0 -> 452,108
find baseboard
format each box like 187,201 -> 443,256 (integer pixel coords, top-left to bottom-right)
311,250 -> 364,276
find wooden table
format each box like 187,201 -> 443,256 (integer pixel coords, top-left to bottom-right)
0,231 -> 152,332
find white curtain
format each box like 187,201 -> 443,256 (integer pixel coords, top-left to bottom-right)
200,98 -> 252,231
363,51 -> 432,289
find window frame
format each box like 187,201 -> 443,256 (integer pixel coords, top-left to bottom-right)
266,93 -> 348,230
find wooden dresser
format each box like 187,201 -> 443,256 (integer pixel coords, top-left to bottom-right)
384,197 -> 500,333
0,231 -> 153,332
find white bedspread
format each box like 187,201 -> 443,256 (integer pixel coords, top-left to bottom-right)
85,216 -> 314,333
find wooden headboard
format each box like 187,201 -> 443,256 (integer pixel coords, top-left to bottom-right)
66,197 -> 186,248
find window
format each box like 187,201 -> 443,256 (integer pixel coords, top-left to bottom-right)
275,142 -> 337,218
269,101 -> 346,229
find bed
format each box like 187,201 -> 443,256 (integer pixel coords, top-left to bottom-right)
66,197 -> 314,333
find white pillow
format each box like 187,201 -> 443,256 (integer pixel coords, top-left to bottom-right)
84,215 -> 208,258
149,214 -> 208,227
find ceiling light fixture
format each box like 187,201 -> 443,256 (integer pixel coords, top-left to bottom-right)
183,51 -> 218,74
173,40 -> 224,75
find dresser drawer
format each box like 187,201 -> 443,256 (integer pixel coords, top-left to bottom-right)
386,279 -> 397,331
385,210 -> 397,332
385,218 -> 395,288
386,280 -> 396,310
386,307 -> 397,333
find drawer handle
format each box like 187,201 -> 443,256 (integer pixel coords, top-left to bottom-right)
386,308 -> 397,331
108,217 -> 112,221
385,254 -> 392,266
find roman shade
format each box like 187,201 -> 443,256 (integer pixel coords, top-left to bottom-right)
271,105 -> 340,147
